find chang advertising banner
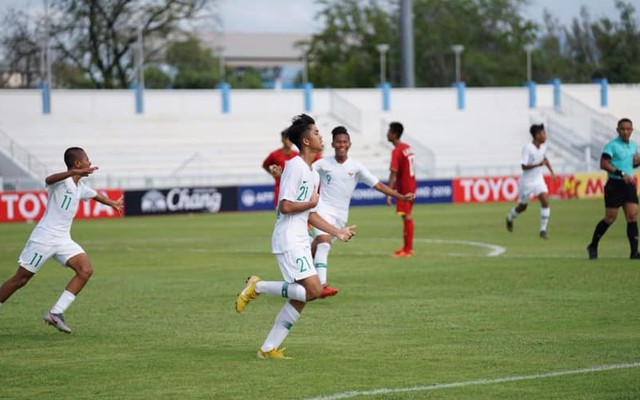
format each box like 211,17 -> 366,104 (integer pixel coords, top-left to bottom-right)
238,185 -> 276,211
124,186 -> 238,216
0,189 -> 124,223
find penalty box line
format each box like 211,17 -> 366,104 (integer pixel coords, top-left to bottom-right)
301,361 -> 640,400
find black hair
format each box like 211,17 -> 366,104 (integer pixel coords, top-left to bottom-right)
389,121 -> 404,138
618,118 -> 633,127
286,114 -> 315,149
280,128 -> 289,140
64,147 -> 85,169
529,123 -> 544,137
331,125 -> 349,139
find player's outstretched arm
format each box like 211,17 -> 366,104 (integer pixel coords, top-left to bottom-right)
94,194 -> 124,215
309,212 -> 356,242
45,166 -> 99,185
374,182 -> 415,201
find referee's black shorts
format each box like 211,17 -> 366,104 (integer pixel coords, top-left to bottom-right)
604,178 -> 639,208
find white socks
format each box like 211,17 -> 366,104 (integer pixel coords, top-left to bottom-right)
256,281 -> 307,302
507,206 -> 519,221
50,290 -> 76,314
261,302 -> 300,352
540,207 -> 550,231
314,242 -> 331,285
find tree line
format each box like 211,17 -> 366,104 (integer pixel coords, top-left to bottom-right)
1,0 -> 638,89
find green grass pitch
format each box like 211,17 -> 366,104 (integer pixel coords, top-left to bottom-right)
0,199 -> 639,399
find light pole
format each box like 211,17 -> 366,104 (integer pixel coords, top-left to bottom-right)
376,43 -> 389,84
299,43 -> 310,84
524,44 -> 534,83
44,0 -> 52,91
451,44 -> 464,83
136,24 -> 144,88
216,46 -> 225,83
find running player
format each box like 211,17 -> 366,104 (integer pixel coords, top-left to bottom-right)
235,114 -> 356,359
505,123 -> 555,238
0,147 -> 124,333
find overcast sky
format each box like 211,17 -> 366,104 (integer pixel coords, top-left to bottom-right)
0,0 -> 628,33
219,0 -> 626,33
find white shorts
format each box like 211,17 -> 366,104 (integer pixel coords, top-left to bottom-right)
274,246 -> 317,283
313,212 -> 345,238
18,239 -> 85,273
518,178 -> 548,204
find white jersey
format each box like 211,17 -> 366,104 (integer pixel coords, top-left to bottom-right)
520,142 -> 547,183
29,177 -> 97,245
313,156 -> 379,223
271,156 -> 320,253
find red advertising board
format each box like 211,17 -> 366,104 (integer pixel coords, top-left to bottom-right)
452,175 -> 565,203
0,189 -> 124,222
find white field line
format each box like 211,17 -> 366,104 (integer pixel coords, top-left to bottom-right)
301,362 -> 640,400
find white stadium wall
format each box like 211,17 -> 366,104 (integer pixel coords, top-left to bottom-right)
0,84 -> 638,189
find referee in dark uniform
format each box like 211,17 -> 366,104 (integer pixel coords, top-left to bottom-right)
587,118 -> 640,259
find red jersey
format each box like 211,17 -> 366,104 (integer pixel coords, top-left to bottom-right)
263,148 -> 299,206
390,142 -> 417,193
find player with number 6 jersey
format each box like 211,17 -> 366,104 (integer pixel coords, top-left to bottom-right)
386,122 -> 417,257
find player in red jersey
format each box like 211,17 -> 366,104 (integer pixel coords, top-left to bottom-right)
262,129 -> 299,207
386,122 -> 417,257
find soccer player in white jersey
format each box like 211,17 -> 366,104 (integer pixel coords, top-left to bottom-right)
235,114 -> 356,360
312,126 -> 415,297
0,147 -> 123,333
505,124 -> 555,238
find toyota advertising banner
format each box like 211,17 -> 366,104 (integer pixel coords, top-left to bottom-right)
451,175 -> 568,203
0,189 -> 124,223
124,186 -> 238,216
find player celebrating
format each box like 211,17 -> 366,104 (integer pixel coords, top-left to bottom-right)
262,129 -> 299,208
312,126 -> 415,296
505,123 -> 555,238
235,114 -> 356,359
0,147 -> 123,333
386,121 -> 417,257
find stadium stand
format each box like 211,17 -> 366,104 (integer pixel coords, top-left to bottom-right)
0,84 -> 638,190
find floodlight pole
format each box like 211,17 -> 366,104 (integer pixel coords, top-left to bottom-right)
216,46 -> 225,83
376,43 -> 389,84
451,44 -> 464,83
524,44 -> 534,83
299,44 -> 310,85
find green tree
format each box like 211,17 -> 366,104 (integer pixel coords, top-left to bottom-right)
227,68 -> 264,89
591,1 -> 640,83
0,0 -> 215,89
0,10 -> 41,88
412,0 -> 537,86
309,0 -> 537,87
166,37 -> 218,88
144,65 -> 173,89
52,63 -> 94,88
307,0 -> 391,88
535,11 -> 576,83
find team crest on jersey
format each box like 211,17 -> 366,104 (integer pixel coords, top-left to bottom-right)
348,171 -> 355,177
